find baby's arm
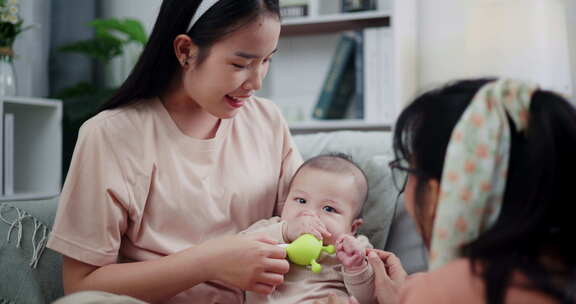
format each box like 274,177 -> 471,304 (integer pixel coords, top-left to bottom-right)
337,235 -> 378,304
239,216 -> 286,243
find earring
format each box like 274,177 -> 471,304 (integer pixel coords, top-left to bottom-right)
181,57 -> 189,67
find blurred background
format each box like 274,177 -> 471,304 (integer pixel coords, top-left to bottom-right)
0,0 -> 574,200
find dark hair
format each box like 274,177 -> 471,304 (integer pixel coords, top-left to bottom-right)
393,78 -> 576,303
289,153 -> 369,218
100,0 -> 280,111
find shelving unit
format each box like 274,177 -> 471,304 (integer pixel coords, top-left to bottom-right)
288,119 -> 391,134
282,10 -> 390,35
0,97 -> 62,201
262,0 -> 417,134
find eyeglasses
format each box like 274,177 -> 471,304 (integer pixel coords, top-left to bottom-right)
388,159 -> 419,193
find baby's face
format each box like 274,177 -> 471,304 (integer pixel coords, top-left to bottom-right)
281,167 -> 363,245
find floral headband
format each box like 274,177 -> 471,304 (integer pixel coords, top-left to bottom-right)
429,79 -> 538,270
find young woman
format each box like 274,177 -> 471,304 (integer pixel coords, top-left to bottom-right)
365,78 -> 576,304
47,1 -> 305,303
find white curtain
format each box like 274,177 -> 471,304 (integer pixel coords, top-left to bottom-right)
13,0 -> 51,97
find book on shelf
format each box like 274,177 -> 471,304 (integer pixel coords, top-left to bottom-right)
341,0 -> 377,12
312,27 -> 395,123
352,30 -> 364,119
280,0 -> 309,18
3,113 -> 14,196
312,33 -> 356,120
363,26 -> 394,123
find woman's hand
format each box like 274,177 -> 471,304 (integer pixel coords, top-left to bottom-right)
336,235 -> 367,272
367,249 -> 407,304
283,213 -> 331,242
198,234 -> 290,294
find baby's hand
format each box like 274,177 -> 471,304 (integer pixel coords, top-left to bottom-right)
336,235 -> 367,272
283,213 -> 331,243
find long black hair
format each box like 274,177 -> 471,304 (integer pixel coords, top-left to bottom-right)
100,0 -> 280,111
393,79 -> 576,303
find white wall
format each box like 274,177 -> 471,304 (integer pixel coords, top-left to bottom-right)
417,0 -> 468,92
14,0 -> 51,97
100,0 -> 161,34
417,0 -> 573,97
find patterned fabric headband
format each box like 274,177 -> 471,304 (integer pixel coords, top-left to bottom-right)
187,0 -> 220,32
429,79 -> 538,270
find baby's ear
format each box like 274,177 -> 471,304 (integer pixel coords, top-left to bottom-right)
351,218 -> 364,235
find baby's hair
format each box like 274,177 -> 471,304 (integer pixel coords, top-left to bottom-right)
289,153 -> 369,218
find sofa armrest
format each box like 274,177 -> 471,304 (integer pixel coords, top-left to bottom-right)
0,198 -> 64,304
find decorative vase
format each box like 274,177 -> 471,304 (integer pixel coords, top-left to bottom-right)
0,47 -> 16,96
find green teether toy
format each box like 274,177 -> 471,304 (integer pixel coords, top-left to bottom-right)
285,234 -> 335,273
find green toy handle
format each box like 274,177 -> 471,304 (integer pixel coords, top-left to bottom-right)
311,259 -> 322,273
323,244 -> 335,254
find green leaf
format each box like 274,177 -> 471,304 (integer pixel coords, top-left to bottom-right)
90,18 -> 148,46
57,36 -> 123,62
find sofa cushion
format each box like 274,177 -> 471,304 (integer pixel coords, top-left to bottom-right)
0,198 -> 64,304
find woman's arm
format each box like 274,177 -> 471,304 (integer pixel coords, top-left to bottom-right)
63,234 -> 289,303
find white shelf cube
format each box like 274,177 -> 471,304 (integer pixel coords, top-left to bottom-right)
0,96 -> 62,201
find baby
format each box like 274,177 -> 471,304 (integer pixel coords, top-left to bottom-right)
242,153 -> 376,304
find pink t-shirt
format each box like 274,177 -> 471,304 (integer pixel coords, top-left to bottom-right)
47,97 -> 303,303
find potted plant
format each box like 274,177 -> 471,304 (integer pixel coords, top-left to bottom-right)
0,0 -> 31,96
54,18 -> 148,177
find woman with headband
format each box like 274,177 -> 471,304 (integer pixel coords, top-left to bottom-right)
350,79 -> 576,304
47,0 -> 302,303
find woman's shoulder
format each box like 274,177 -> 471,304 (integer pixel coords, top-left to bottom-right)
80,99 -> 156,138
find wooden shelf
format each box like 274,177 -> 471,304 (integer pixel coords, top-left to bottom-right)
282,10 -> 391,36
289,119 -> 391,134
